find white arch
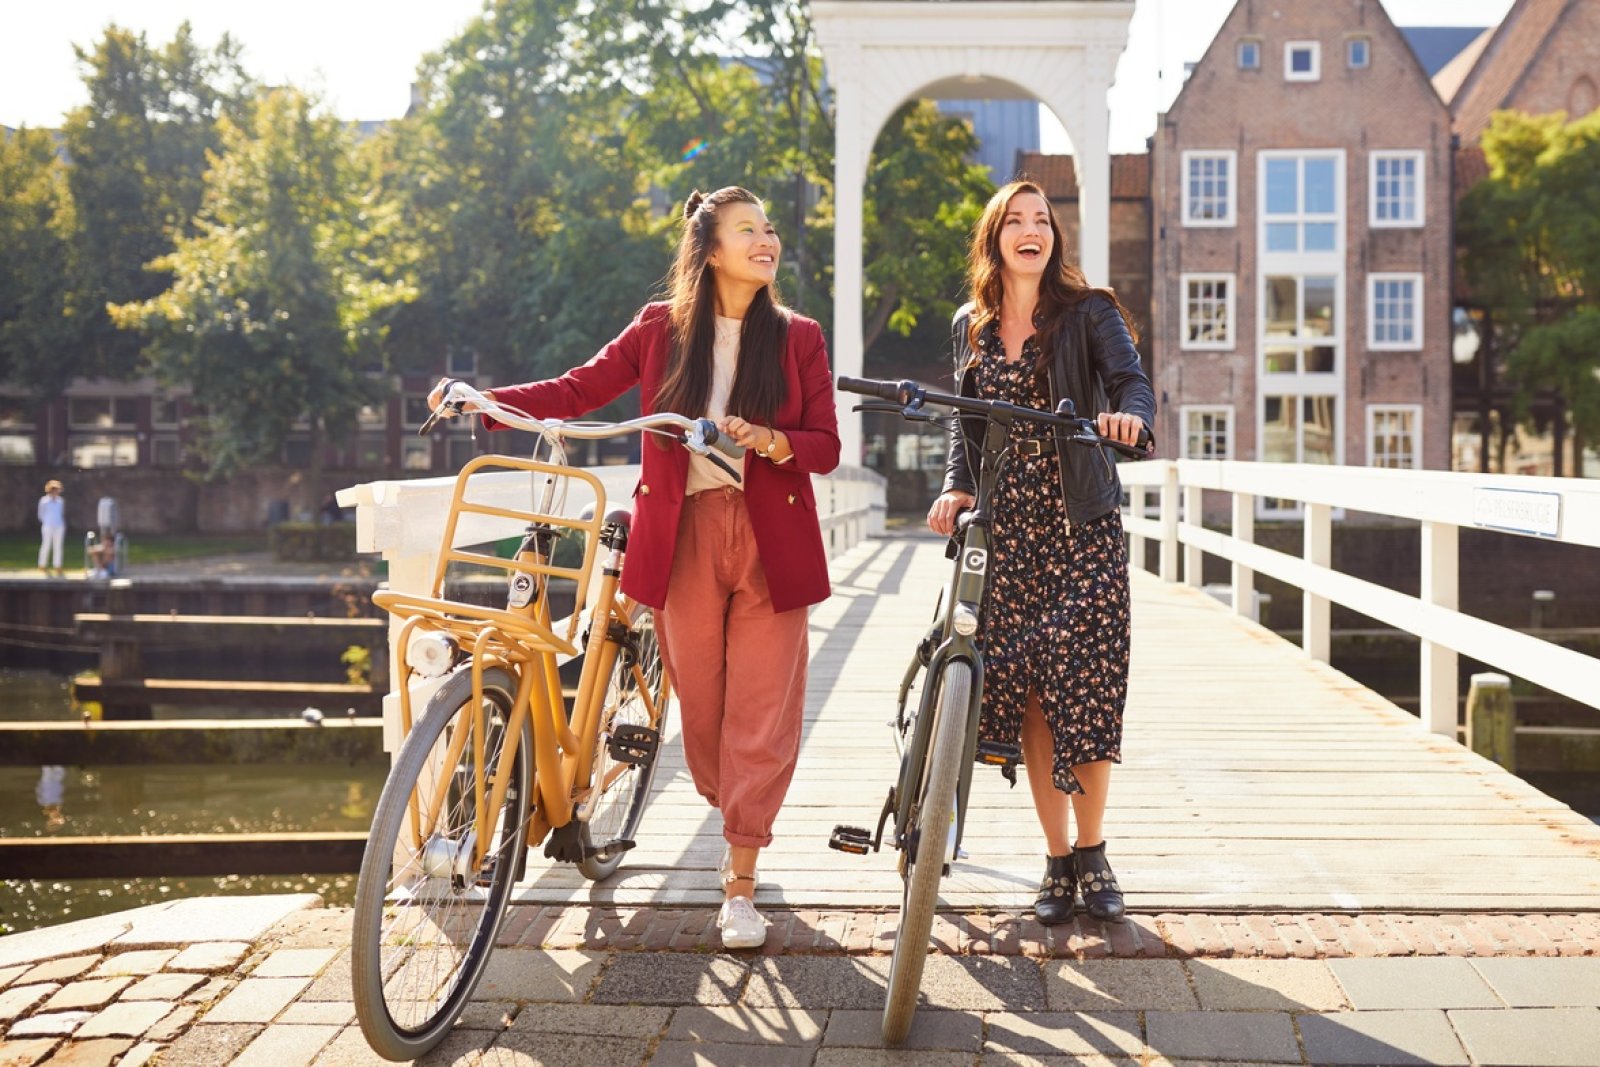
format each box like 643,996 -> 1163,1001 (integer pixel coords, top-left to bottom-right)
812,1 -> 1133,464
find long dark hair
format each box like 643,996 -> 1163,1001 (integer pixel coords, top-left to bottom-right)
966,180 -> 1137,379
653,186 -> 790,428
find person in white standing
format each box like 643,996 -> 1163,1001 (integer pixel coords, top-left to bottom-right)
37,479 -> 66,576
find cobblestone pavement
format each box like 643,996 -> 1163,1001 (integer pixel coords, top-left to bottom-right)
3,897 -> 1600,1065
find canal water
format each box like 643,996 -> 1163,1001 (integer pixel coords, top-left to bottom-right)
0,670 -> 384,935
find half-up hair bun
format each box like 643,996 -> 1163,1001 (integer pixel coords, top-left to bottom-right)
683,190 -> 706,221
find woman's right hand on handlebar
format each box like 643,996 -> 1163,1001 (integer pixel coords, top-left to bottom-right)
427,378 -> 495,416
927,490 -> 975,536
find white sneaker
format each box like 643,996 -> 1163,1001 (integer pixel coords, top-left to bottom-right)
718,895 -> 767,950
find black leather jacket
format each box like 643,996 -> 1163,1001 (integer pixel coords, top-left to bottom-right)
941,293 -> 1157,526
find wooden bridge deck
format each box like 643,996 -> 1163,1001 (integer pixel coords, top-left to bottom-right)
511,535 -> 1600,913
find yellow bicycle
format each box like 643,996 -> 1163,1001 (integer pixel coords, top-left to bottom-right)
351,383 -> 744,1060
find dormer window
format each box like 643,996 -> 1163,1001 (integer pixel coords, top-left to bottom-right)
1238,39 -> 1261,71
1286,41 -> 1320,82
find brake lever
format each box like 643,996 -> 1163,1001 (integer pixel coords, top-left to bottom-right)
682,426 -> 743,485
703,450 -> 742,484
417,400 -> 464,437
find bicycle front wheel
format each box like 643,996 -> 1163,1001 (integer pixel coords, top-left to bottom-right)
352,666 -> 531,1061
883,658 -> 971,1046
578,608 -> 670,881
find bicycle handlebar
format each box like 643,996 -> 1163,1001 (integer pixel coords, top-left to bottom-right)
837,375 -> 1153,459
422,380 -> 746,476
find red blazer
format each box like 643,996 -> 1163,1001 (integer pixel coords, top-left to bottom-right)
486,302 -> 841,613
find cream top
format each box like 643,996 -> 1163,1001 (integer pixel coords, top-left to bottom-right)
684,315 -> 744,495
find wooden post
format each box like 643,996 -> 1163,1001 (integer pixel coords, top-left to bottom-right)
1466,673 -> 1515,771
1231,491 -> 1255,621
100,579 -> 151,720
1302,502 -> 1331,663
1128,485 -> 1147,575
1420,520 -> 1460,737
1158,463 -> 1179,582
1183,485 -> 1203,588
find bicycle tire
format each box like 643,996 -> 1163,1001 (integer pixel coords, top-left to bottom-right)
352,666 -> 531,1061
882,658 -> 971,1046
578,608 -> 669,881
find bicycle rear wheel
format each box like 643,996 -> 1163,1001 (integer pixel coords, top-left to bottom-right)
882,659 -> 970,1046
352,666 -> 531,1061
578,608 -> 670,881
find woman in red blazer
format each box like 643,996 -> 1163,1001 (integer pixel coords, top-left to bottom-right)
430,186 -> 839,949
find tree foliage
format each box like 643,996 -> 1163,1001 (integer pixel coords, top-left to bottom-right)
1459,109 -> 1600,448
864,101 -> 993,352
5,1 -> 1005,466
109,90 -> 417,476
0,129 -> 76,396
60,23 -> 253,384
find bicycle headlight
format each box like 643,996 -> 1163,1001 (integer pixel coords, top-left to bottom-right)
406,632 -> 458,678
951,603 -> 979,636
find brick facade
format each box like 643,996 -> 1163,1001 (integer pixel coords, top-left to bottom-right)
1150,0 -> 1453,484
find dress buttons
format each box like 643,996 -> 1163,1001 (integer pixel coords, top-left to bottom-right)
787,494 -> 796,504
639,485 -> 651,495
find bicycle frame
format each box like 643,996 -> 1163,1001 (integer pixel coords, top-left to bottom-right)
891,411 -> 1020,866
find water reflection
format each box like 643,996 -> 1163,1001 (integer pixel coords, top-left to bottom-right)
1,668 -> 382,934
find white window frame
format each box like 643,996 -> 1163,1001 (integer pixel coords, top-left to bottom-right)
1238,38 -> 1261,71
1285,41 -> 1321,82
1182,150 -> 1237,228
1347,36 -> 1371,69
1368,273 -> 1424,351
1367,404 -> 1422,469
1258,149 -> 1345,259
1369,150 -> 1425,228
1180,273 -> 1236,350
1180,405 -> 1234,460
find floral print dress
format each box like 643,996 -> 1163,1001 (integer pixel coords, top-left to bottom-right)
970,327 -> 1131,795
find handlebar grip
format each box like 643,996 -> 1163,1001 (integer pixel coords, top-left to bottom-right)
837,376 -> 909,403
1098,426 -> 1154,459
695,418 -> 746,461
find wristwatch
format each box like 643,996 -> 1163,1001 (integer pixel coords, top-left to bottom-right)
762,430 -> 779,457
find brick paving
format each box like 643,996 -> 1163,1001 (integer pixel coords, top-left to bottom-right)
5,901 -> 1600,1065
484,905 -> 1600,959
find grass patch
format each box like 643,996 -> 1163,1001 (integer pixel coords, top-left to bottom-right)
0,531 -> 269,571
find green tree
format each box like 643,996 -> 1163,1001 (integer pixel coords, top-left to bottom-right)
383,0 -> 988,405
1459,109 -> 1600,466
863,101 -> 993,353
60,23 -> 251,385
109,89 -> 417,477
0,129 -> 77,397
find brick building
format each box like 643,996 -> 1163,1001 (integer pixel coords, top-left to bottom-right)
1148,0 -> 1454,504
1014,152 -> 1153,355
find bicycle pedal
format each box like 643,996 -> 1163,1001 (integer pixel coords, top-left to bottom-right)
976,740 -> 1021,767
606,724 -> 659,766
828,824 -> 873,855
590,838 -> 636,861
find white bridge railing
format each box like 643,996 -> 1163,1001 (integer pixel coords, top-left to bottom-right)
340,462 -> 885,740
1119,460 -> 1600,736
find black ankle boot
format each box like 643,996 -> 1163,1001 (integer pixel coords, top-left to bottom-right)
1074,842 -> 1125,923
1033,853 -> 1076,925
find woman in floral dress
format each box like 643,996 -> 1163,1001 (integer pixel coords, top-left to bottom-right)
927,180 -> 1155,925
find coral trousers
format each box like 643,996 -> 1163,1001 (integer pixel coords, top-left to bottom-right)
654,487 -> 809,849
